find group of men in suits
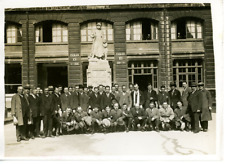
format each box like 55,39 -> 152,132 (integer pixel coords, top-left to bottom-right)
11,81 -> 213,142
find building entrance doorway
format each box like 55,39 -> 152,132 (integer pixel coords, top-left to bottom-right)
134,75 -> 152,92
128,60 -> 158,90
37,63 -> 68,89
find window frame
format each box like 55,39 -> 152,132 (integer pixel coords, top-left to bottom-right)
173,59 -> 203,88
126,20 -> 158,41
171,19 -> 203,40
35,21 -> 68,43
80,21 -> 114,43
5,24 -> 22,44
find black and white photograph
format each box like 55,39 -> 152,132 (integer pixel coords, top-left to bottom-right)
0,0 -> 224,162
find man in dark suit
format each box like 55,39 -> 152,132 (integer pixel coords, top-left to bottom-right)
89,87 -> 100,109
198,82 -> 212,132
158,85 -> 169,107
41,87 -> 54,138
130,104 -> 147,131
11,86 -> 29,142
79,85 -> 90,112
187,82 -> 201,133
103,86 -> 115,109
144,83 -> 158,108
131,83 -> 145,107
28,88 -> 41,138
52,87 -> 61,136
168,82 -> 181,110
98,85 -> 105,111
70,85 -> 80,110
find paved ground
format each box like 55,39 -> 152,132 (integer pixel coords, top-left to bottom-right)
4,114 -> 216,158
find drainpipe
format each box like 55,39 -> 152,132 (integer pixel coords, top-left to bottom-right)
26,11 -> 30,85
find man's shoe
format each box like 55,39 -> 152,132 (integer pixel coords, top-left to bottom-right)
203,129 -> 208,132
17,138 -> 21,142
193,130 -> 200,133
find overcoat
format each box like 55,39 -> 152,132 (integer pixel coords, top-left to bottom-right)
79,93 -> 90,111
11,94 -> 24,126
198,89 -> 212,121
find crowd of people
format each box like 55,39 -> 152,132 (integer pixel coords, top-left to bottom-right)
11,81 -> 213,142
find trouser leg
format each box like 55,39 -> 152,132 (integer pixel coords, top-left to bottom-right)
43,115 -> 48,136
201,121 -> 208,130
193,113 -> 200,132
48,115 -> 53,136
22,116 -> 28,138
16,125 -> 22,140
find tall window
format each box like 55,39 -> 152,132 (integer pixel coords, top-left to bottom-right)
5,24 -> 22,43
35,21 -> 68,43
171,19 -> 203,39
126,19 -> 158,41
173,59 -> 203,87
5,63 -> 22,93
81,22 -> 113,42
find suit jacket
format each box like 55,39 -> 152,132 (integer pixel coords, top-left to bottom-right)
11,94 -> 24,126
28,94 -> 40,118
130,107 -> 146,119
168,89 -> 181,109
118,92 -> 132,109
79,93 -> 90,111
89,93 -> 100,109
187,90 -> 200,113
70,92 -> 79,109
53,93 -> 61,111
60,93 -> 70,111
144,90 -> 158,108
131,90 -> 145,107
103,92 -> 115,109
181,87 -> 192,107
98,92 -> 105,110
158,91 -> 169,106
41,94 -> 54,116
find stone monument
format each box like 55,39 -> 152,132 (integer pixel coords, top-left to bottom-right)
87,22 -> 112,88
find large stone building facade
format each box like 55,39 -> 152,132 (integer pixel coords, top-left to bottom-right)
4,3 -> 215,93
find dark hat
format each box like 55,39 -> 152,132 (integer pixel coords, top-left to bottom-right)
198,82 -> 204,86
170,82 -> 176,87
48,86 -> 54,91
160,85 -> 166,89
88,85 -> 93,89
190,82 -> 197,87
24,84 -> 30,89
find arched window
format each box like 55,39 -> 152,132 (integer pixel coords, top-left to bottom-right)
5,23 -> 22,43
80,21 -> 113,42
171,19 -> 203,39
126,19 -> 158,41
35,21 -> 68,43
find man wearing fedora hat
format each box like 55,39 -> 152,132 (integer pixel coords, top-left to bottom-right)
187,82 -> 201,133
168,82 -> 181,110
197,82 -> 212,132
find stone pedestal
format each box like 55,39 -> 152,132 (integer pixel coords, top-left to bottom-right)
87,58 -> 112,88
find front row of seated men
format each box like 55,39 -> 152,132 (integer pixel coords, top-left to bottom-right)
59,101 -> 191,134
